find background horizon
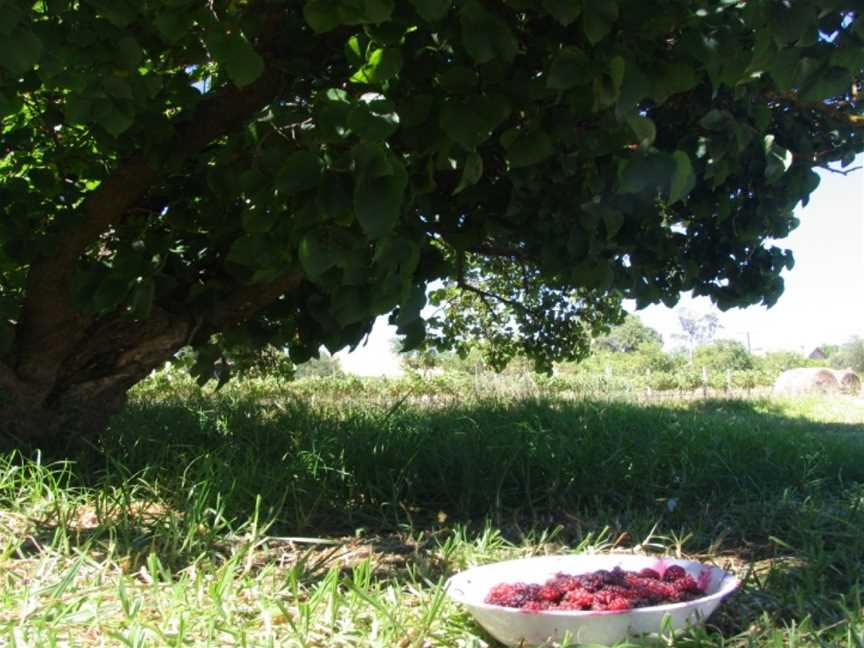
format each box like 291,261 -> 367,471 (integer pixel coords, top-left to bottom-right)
339,157 -> 864,376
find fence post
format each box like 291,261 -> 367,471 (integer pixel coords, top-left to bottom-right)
702,367 -> 709,398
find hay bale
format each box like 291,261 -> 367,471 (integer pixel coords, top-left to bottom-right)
830,368 -> 862,394
772,368 -> 842,396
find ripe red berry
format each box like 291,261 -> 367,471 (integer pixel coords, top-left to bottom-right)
639,568 -> 661,580
673,575 -> 701,594
537,585 -> 562,603
547,574 -> 580,592
606,597 -> 633,611
663,565 -> 687,582
562,589 -> 594,609
522,600 -> 551,611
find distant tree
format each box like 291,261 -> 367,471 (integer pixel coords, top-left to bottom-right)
755,350 -> 818,375
674,310 -> 722,360
693,340 -> 753,372
830,337 -> 864,373
294,350 -> 343,379
594,315 -> 662,353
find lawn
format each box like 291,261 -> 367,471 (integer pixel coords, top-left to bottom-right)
1,376 -> 863,646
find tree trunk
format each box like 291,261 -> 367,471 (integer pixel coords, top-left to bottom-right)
1,272 -> 304,448
0,310 -> 192,446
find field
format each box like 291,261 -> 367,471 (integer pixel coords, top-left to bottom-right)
1,373 -> 864,647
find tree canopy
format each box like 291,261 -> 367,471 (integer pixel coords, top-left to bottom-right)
1,0 -> 863,440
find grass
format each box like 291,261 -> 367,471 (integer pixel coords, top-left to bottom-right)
1,375 -> 864,646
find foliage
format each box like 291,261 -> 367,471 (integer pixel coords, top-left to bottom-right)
754,349 -> 825,374
692,339 -> 754,371
673,309 -> 722,356
829,336 -> 864,372
1,0 -> 863,424
593,314 -> 662,353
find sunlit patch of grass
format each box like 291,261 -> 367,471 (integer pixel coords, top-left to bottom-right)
0,382 -> 863,646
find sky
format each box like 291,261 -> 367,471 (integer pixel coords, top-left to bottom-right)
339,157 -> 864,375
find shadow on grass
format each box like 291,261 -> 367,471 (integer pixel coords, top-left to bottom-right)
84,394 -> 864,525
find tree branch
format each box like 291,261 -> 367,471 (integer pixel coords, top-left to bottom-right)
816,163 -> 863,176
770,92 -> 864,129
210,272 -> 305,330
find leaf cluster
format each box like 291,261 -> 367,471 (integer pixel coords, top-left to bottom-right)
1,0 -> 862,376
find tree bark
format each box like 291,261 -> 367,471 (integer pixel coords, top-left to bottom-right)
0,272 -> 304,446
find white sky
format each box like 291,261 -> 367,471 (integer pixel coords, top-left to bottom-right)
340,157 -> 864,375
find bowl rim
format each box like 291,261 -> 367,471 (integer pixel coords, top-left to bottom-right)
445,554 -> 741,618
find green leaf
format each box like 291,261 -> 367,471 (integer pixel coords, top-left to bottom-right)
411,0 -> 451,22
767,49 -> 802,91
103,77 -> 133,100
350,47 -> 402,84
352,142 -> 394,179
92,275 -> 133,312
546,47 -> 590,90
299,232 -> 340,278
603,208 -> 624,239
347,94 -> 400,140
333,289 -> 370,326
395,282 -> 426,326
92,99 -> 134,137
502,128 -> 554,168
0,90 -> 21,118
763,135 -> 793,183
616,65 -> 652,114
698,109 -> 729,131
619,153 -> 670,194
453,152 -> 484,194
317,173 -> 354,225
799,66 -> 851,102
437,66 -> 479,94
582,0 -> 618,45
626,114 -> 656,148
592,56 -> 626,110
659,62 -> 699,96
439,94 -> 510,149
542,0 -> 582,26
64,94 -> 91,124
304,0 -> 343,33
339,0 -> 394,24
154,11 -> 190,44
129,278 -> 155,320
277,151 -> 324,195
87,0 -> 137,27
221,33 -> 265,88
669,151 -> 695,204
116,36 -> 143,69
396,318 -> 426,351
227,235 -> 266,268
344,35 -> 365,67
242,205 -> 278,233
352,144 -> 407,238
460,1 -> 518,65
0,29 -> 43,74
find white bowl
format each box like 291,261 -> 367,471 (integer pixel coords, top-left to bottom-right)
446,554 -> 740,647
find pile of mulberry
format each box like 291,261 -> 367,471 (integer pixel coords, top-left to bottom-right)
484,565 -> 705,612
